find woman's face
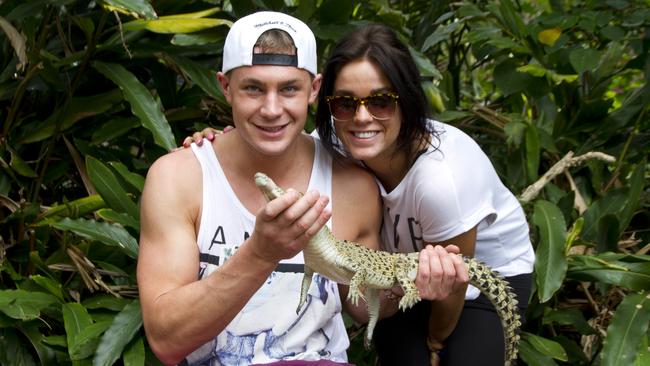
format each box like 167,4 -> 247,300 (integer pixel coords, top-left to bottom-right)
330,58 -> 402,166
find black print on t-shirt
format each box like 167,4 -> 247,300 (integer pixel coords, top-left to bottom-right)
388,207 -> 400,250
407,217 -> 422,251
387,207 -> 422,251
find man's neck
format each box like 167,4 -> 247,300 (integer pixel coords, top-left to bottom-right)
211,132 -> 315,211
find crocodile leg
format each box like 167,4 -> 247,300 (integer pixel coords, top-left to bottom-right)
364,288 -> 380,349
394,254 -> 421,310
347,269 -> 367,307
297,266 -> 314,313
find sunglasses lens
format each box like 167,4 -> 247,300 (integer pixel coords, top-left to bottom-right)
328,94 -> 398,121
329,97 -> 357,120
366,95 -> 396,119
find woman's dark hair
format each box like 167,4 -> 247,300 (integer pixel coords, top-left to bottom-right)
315,24 -> 434,162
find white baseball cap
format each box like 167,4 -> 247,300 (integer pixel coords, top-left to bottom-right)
222,11 -> 317,75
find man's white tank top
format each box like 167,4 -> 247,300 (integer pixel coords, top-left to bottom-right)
183,139 -> 349,366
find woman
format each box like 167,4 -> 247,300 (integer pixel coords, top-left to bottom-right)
314,24 -> 535,365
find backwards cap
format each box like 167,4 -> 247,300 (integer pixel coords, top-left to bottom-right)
222,11 -> 317,75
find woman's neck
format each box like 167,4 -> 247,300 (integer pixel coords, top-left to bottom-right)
364,151 -> 409,193
364,137 -> 429,193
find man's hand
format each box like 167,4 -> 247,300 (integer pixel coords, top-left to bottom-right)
249,188 -> 331,263
415,244 -> 468,300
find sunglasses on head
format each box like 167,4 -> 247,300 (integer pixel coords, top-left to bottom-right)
326,93 -> 399,121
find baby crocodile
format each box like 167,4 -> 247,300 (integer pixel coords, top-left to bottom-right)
254,172 -> 521,365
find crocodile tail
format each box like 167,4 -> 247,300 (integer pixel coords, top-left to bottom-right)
463,256 -> 521,366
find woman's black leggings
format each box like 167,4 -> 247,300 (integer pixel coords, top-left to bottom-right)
373,273 -> 532,366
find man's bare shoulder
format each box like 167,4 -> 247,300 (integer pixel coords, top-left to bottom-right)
141,146 -> 203,218
146,147 -> 201,181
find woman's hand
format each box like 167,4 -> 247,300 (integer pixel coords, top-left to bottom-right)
415,244 -> 468,300
175,126 -> 234,150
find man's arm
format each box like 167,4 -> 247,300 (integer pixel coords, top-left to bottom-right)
137,150 -> 330,365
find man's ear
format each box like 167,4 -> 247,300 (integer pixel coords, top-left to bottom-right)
309,73 -> 322,103
217,71 -> 232,103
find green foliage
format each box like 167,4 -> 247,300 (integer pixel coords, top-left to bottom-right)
0,0 -> 648,365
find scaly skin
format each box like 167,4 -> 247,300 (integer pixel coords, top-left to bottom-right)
255,172 -> 521,365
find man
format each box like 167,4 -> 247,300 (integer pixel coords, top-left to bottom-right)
138,11 -> 466,366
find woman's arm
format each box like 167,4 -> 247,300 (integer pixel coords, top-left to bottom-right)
425,226 -> 477,344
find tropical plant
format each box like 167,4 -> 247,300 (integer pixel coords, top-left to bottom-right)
0,0 -> 648,365
410,1 -> 650,365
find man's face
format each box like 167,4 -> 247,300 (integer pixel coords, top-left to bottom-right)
218,65 -> 321,157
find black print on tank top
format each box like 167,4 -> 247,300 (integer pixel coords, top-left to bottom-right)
209,226 -> 226,250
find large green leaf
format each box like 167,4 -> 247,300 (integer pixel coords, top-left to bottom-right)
107,161 -> 145,193
568,255 -> 650,291
167,55 -> 226,103
518,333 -> 561,365
494,60 -> 544,96
124,18 -> 230,34
96,208 -> 140,231
93,62 -> 175,151
82,295 -> 129,312
171,31 -> 225,46
543,308 -> 595,335
521,332 -> 568,361
581,188 -> 628,244
93,300 -> 143,366
7,145 -> 37,177
636,337 -> 650,366
601,291 -> 650,366
71,321 -> 113,361
493,0 -> 528,39
0,328 -> 37,366
123,8 -> 231,34
36,195 -> 106,226
52,218 -> 139,259
98,0 -> 157,19
0,290 -> 59,320
18,321 -> 58,365
597,214 -> 620,252
533,200 -> 568,302
618,163 -> 646,232
295,0 -> 318,20
29,275 -> 64,302
410,48 -> 442,79
86,156 -> 139,220
123,336 -> 145,366
91,117 -> 140,145
569,48 -> 602,74
421,21 -> 462,52
63,303 -> 95,360
62,302 -> 92,337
